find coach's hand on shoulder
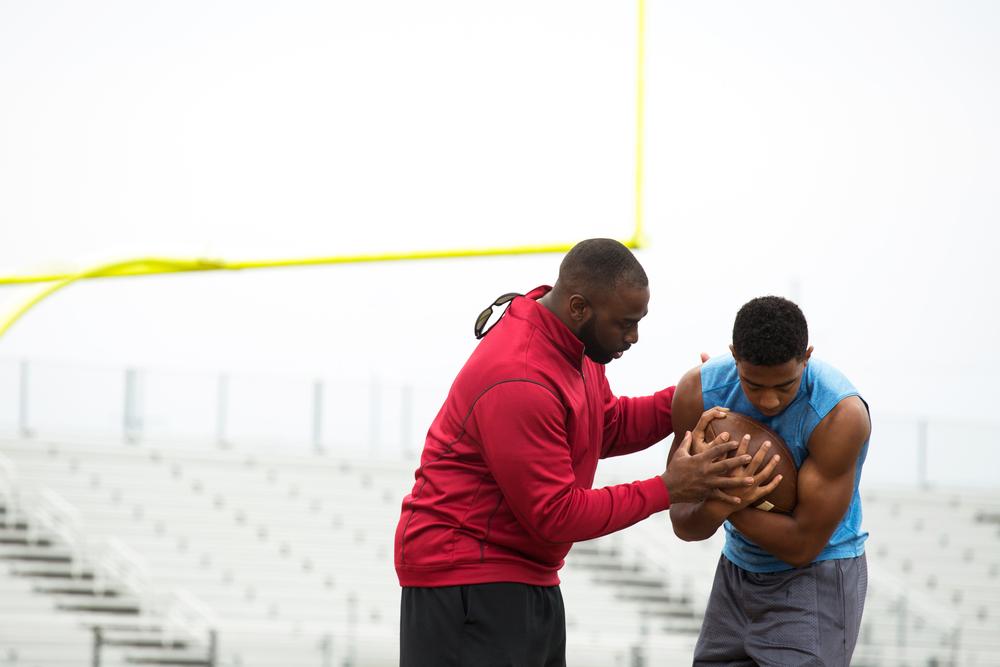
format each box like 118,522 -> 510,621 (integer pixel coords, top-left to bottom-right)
662,429 -> 753,506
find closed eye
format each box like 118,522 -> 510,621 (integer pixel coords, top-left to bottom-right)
743,378 -> 797,390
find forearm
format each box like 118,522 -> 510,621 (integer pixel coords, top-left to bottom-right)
525,477 -> 670,543
668,499 -> 733,542
727,510 -> 826,567
601,388 -> 675,458
727,461 -> 859,567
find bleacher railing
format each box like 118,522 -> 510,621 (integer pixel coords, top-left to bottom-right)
0,452 -> 19,527
95,537 -> 151,599
866,566 -> 962,666
3,357 -> 997,489
163,589 -> 219,663
27,488 -> 87,579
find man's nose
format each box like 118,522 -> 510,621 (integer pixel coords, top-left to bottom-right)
625,327 -> 638,345
760,392 -> 780,410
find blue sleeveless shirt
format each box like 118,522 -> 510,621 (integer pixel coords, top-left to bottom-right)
701,355 -> 869,573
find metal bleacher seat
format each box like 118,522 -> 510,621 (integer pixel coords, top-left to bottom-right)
4,436 -> 1000,666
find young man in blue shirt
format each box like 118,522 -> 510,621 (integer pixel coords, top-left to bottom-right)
669,296 -> 871,666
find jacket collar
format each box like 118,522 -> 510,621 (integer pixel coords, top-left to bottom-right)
508,285 -> 586,368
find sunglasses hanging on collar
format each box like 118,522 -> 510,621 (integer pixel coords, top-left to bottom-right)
474,292 -> 522,339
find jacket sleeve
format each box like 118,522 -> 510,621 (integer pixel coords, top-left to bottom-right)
471,380 -> 670,545
599,372 -> 675,458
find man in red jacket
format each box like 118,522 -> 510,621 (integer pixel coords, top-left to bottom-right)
394,239 -> 777,666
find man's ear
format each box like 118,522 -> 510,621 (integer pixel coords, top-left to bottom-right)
804,345 -> 814,363
729,344 -> 737,360
567,294 -> 590,323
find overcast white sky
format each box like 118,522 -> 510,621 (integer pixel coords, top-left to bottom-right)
1,1 -> 998,457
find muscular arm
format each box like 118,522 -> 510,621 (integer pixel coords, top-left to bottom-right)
726,396 -> 870,567
599,372 -> 675,458
667,366 -> 743,541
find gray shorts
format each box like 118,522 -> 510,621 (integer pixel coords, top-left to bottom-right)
693,553 -> 867,667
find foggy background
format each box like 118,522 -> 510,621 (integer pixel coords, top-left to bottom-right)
1,0 -> 998,485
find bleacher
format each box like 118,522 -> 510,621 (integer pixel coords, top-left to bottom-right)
859,487 -> 1000,666
1,437 -> 999,666
592,477 -> 1000,667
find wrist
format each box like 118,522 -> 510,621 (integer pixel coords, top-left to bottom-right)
705,497 -> 741,520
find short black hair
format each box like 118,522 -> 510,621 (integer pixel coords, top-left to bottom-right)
558,238 -> 648,294
732,296 -> 809,366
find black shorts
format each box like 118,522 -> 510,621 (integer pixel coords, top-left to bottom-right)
400,582 -> 566,667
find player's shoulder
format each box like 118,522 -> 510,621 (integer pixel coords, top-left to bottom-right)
804,359 -> 864,413
676,364 -> 703,396
670,365 -> 704,426
822,395 -> 870,432
803,359 -> 870,452
673,361 -> 739,424
811,395 -> 871,456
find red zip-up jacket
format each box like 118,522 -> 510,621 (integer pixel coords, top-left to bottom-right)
394,286 -> 675,587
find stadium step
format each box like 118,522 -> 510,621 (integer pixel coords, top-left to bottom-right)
0,526 -> 38,542
48,582 -> 143,613
124,660 -> 212,666
122,649 -> 211,666
0,534 -> 53,547
35,581 -> 123,597
617,590 -> 680,604
87,620 -> 165,634
101,628 -> 189,650
107,638 -> 189,650
57,598 -> 142,615
0,520 -> 30,532
10,561 -> 95,579
569,538 -> 707,642
595,576 -> 688,601
592,575 -> 666,588
0,545 -> 74,563
655,619 -> 702,635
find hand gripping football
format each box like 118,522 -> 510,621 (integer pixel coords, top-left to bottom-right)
705,412 -> 798,514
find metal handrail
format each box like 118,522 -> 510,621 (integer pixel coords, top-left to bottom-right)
27,487 -> 87,578
0,452 -> 18,527
866,564 -> 962,664
95,537 -> 151,598
163,589 -> 219,652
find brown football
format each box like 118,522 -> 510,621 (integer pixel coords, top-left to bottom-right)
705,411 -> 798,514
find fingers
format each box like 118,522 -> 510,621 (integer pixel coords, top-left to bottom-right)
736,434 -> 751,460
698,435 -> 750,464
709,487 -> 743,505
758,473 -> 784,496
692,407 -> 730,440
754,450 -> 782,481
704,448 -> 750,473
747,440 -> 770,474
709,430 -> 732,447
703,430 -> 731,459
712,475 -> 755,489
675,430 -> 693,457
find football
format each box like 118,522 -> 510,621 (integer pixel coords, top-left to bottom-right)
705,412 -> 798,514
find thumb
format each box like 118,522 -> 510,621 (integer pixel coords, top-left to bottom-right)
676,430 -> 693,457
